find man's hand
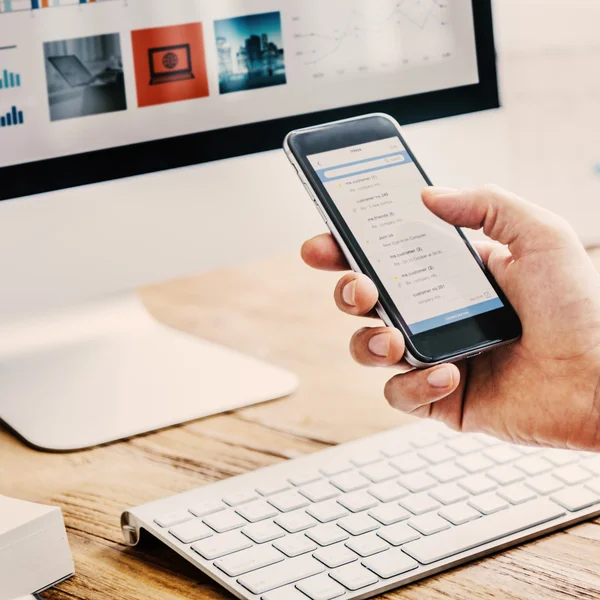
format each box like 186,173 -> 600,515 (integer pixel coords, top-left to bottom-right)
302,185 -> 600,450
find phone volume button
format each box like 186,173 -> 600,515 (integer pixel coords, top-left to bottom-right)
316,204 -> 328,223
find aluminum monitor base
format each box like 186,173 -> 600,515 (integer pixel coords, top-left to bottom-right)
0,295 -> 298,452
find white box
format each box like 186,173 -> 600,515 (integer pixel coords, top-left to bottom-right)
0,496 -> 74,600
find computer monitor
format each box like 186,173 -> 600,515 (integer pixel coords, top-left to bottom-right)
0,0 -> 497,451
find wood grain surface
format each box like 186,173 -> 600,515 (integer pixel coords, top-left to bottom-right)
2,250 -> 600,600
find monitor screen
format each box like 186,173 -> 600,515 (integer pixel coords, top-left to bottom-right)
0,0 -> 497,200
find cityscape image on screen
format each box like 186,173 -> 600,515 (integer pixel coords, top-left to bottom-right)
215,11 -> 286,95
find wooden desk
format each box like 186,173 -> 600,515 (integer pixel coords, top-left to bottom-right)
2,252 -> 600,600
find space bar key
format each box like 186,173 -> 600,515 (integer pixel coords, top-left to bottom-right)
403,498 -> 566,565
237,555 -> 325,595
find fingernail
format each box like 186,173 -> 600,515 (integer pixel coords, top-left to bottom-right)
368,333 -> 391,358
427,366 -> 454,388
342,279 -> 357,306
426,186 -> 459,197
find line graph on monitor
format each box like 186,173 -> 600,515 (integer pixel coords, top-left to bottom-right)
291,0 -> 454,81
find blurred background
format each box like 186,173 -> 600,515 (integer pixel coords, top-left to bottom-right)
459,0 -> 600,244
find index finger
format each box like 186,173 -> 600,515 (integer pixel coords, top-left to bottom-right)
301,233 -> 350,272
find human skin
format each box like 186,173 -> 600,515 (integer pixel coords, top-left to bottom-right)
301,185 -> 600,450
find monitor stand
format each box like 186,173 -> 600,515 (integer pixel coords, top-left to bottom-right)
0,294 -> 298,452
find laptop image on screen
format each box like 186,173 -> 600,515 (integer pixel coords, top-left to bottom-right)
148,44 -> 195,85
48,55 -> 97,87
48,55 -> 121,88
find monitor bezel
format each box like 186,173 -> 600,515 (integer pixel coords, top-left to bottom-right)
1,0 -> 497,201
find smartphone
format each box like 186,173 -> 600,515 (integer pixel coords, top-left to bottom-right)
284,113 -> 521,368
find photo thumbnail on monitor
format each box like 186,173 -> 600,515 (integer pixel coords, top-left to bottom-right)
44,33 -> 126,122
214,11 -> 287,95
131,22 -> 209,108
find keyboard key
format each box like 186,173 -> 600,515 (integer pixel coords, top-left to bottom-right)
472,433 -> 500,447
586,478 -> 600,495
214,545 -> 283,577
256,481 -> 291,497
498,483 -> 537,505
329,563 -> 379,591
300,481 -> 340,503
268,490 -> 310,513
488,465 -> 525,485
368,503 -> 410,525
275,511 -> 318,533
446,436 -> 485,455
345,532 -> 389,557
518,446 -> 542,455
330,472 -> 371,493
459,474 -> 497,495
468,493 -> 509,515
439,428 -> 461,440
581,456 -> 600,476
273,533 -> 317,557
296,573 -> 346,600
403,499 -> 565,564
337,491 -> 378,513
306,501 -> 348,523
514,456 -> 553,476
188,501 -> 225,518
338,514 -> 380,536
237,555 -> 325,595
242,521 -> 285,544
400,492 -> 440,515
408,513 -> 451,536
351,450 -> 383,467
428,462 -> 466,483
203,510 -> 247,533
169,519 -> 213,544
262,586 -> 307,600
396,472 -> 437,493
456,454 -> 495,474
390,452 -> 428,474
410,431 -> 441,448
154,510 -> 192,528
544,449 -> 579,467
380,439 -> 411,458
483,445 -> 521,464
319,461 -> 353,477
235,500 -> 279,523
418,443 -> 456,464
306,524 -> 349,546
438,502 -> 481,525
368,481 -> 409,503
362,548 -> 419,579
429,483 -> 469,506
289,472 -> 322,487
525,474 -> 564,495
553,465 -> 592,486
360,462 -> 398,483
191,531 -> 252,560
222,490 -> 258,507
377,523 -> 420,546
313,543 -> 358,568
550,486 -> 600,512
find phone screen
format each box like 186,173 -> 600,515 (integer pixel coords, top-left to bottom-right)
307,137 -> 503,335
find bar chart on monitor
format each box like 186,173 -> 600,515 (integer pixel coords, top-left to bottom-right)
290,0 -> 455,81
0,105 -> 24,127
0,68 -> 20,89
0,0 -> 118,11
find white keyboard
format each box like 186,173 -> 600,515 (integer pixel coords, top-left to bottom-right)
122,421 -> 600,599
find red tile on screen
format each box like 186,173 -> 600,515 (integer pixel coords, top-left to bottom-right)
131,22 -> 209,107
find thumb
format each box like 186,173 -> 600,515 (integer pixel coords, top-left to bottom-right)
422,185 -> 573,257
